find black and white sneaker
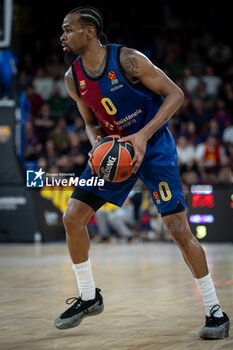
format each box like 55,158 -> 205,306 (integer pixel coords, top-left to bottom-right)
199,305 -> 230,339
54,288 -> 104,330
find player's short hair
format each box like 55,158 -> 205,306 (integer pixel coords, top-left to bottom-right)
68,6 -> 109,44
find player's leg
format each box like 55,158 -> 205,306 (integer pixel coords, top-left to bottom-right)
63,198 -> 94,264
163,210 -> 208,278
162,211 -> 230,339
54,192 -> 106,330
140,129 -> 230,339
54,165 -> 138,329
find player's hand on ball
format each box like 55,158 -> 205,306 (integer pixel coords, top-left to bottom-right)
89,136 -> 102,174
118,132 -> 147,174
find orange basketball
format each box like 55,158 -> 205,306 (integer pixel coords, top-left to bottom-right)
91,135 -> 134,182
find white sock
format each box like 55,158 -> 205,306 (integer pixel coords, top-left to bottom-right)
195,273 -> 223,317
72,258 -> 96,301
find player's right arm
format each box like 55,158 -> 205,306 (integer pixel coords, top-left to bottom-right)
64,67 -> 106,148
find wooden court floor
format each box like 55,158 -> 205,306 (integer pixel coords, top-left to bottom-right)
0,242 -> 232,350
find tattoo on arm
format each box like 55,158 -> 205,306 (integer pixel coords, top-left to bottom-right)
65,68 -> 78,96
120,48 -> 139,79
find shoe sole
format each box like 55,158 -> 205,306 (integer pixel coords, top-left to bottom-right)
54,303 -> 104,330
199,320 -> 230,339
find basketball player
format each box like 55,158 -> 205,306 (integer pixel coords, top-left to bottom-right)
55,6 -> 230,339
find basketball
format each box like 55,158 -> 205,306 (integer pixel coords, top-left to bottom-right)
91,135 -> 134,182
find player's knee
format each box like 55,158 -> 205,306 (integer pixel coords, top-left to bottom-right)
166,217 -> 191,246
63,208 -> 74,229
63,207 -> 83,232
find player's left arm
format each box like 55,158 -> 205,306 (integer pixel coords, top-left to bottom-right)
118,47 -> 184,173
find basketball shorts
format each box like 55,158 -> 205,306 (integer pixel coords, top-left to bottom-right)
71,128 -> 186,216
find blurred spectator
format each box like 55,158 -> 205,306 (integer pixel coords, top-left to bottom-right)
48,86 -> 68,117
164,41 -> 184,79
149,202 -> 170,241
201,65 -> 222,96
72,116 -> 86,135
37,157 -> 48,171
24,121 -> 42,160
44,139 -> 57,166
189,98 -> 211,132
219,82 -> 233,114
223,64 -> 233,83
225,141 -> 233,167
94,203 -> 118,242
182,67 -> 200,94
185,121 -> 198,145
195,135 -> 226,167
208,40 -> 232,70
33,67 -> 54,100
223,124 -> 233,144
172,104 -> 188,130
191,81 -> 215,113
67,116 -> 92,156
216,167 -> 232,187
187,51 -> 204,76
47,165 -> 60,174
177,135 -> 195,166
49,118 -> 69,153
25,85 -> 43,118
33,103 -> 55,143
214,99 -> 231,132
68,132 -> 87,175
19,53 -> 35,77
56,154 -> 74,173
55,68 -> 69,98
46,53 -> 64,79
95,188 -> 142,242
64,99 -> 81,124
73,116 -> 91,155
202,119 -> 222,142
181,168 -> 200,186
19,70 -> 32,91
107,189 -> 142,241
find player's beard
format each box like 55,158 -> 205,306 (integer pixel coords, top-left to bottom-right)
64,51 -> 77,67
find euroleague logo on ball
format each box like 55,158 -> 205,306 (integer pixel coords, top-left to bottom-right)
120,171 -> 129,178
91,135 -> 134,183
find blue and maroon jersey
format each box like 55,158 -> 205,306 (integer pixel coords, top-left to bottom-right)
72,44 -> 167,137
